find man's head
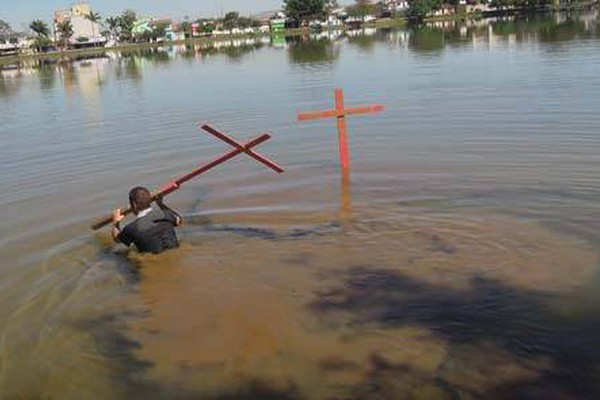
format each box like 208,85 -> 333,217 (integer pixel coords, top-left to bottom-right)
129,187 -> 153,214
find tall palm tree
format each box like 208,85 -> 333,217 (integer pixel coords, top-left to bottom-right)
30,19 -> 49,37
105,16 -> 119,40
0,20 -> 13,42
85,11 -> 101,45
56,20 -> 73,48
29,19 -> 50,52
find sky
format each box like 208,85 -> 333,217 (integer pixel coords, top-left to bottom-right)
0,0 -> 305,29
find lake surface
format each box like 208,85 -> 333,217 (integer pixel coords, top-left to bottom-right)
1,11 -> 600,399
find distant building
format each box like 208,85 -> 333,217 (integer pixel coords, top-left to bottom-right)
429,4 -> 458,16
270,18 -> 286,33
0,42 -> 19,57
383,0 -> 410,13
326,15 -> 344,27
131,18 -> 175,41
131,18 -> 153,37
0,29 -> 24,56
54,2 -> 106,47
167,24 -> 186,41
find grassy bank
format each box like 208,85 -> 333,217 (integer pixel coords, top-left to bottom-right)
0,35 -> 259,66
0,18 -> 413,67
0,4 -> 596,67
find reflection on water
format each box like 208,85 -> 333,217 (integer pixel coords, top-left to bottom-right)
288,36 -> 341,65
1,10 -> 600,400
2,12 -> 598,98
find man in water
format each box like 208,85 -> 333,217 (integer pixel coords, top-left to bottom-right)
111,186 -> 182,254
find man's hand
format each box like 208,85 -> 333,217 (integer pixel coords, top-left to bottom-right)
111,208 -> 124,243
112,208 -> 125,224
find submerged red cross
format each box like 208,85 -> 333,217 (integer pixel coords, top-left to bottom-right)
298,88 -> 385,170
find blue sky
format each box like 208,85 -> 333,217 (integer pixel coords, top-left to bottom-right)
0,0 -> 299,28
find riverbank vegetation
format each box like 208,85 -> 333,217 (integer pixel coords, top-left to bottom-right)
0,0 -> 597,66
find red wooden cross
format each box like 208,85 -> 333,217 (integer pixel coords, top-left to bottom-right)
91,123 -> 284,230
298,88 -> 385,170
200,124 -> 284,174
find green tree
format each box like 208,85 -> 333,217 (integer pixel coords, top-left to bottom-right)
407,0 -> 442,23
220,12 -> 260,30
56,19 -> 74,48
202,21 -> 216,34
105,16 -> 120,40
30,19 -> 49,37
347,0 -> 377,18
236,16 -> 260,29
29,19 -> 51,52
0,20 -> 12,41
151,22 -> 169,41
284,0 -> 325,23
118,10 -> 137,42
223,11 -> 240,30
85,11 -> 102,44
181,21 -> 192,38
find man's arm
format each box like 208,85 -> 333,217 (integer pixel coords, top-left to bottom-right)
155,196 -> 182,226
111,208 -> 125,242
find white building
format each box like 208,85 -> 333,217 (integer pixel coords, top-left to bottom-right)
54,3 -> 106,47
0,42 -> 19,56
383,0 -> 410,12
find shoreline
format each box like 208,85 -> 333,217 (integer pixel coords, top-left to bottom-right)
0,18 -> 408,67
0,6 -> 597,67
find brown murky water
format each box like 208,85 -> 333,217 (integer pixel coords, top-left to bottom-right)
126,207 -> 597,399
1,12 -> 600,399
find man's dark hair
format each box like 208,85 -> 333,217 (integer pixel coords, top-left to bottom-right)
129,187 -> 153,211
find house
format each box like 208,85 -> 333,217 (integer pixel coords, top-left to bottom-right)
131,18 -> 153,37
270,18 -> 286,33
54,3 -> 106,48
429,4 -> 457,17
212,29 -> 231,36
326,15 -> 344,28
383,0 -> 410,13
0,42 -> 19,57
166,24 -> 185,41
345,16 -> 364,30
129,17 -> 172,41
466,3 -> 495,13
330,7 -> 348,19
0,30 -> 22,56
309,19 -> 327,30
